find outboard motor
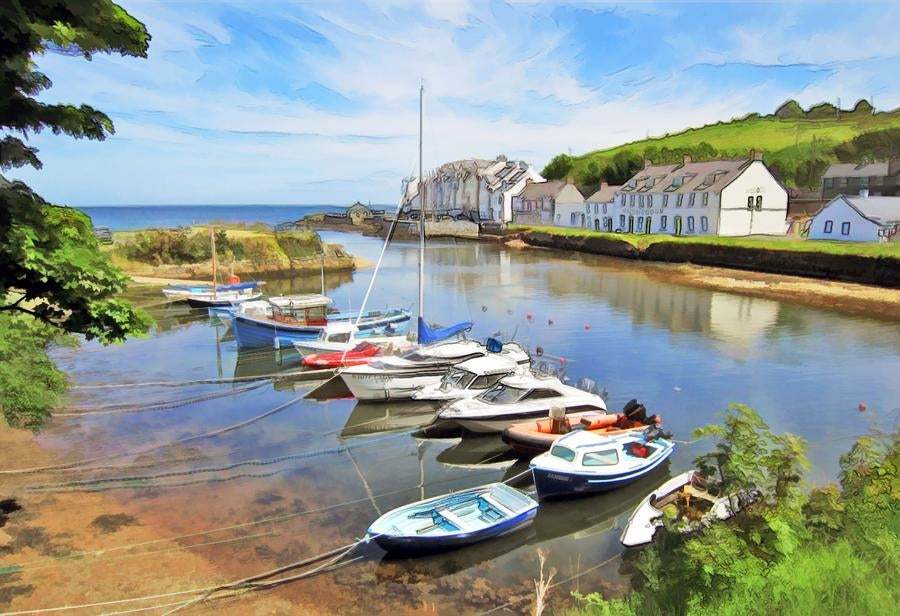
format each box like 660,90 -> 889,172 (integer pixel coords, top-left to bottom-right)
623,399 -> 648,423
548,404 -> 566,434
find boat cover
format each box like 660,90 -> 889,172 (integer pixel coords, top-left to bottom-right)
417,316 -> 473,345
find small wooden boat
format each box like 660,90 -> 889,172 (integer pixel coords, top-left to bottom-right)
530,428 -> 674,500
620,470 -> 759,547
301,341 -> 382,368
366,482 -> 539,553
502,400 -> 661,457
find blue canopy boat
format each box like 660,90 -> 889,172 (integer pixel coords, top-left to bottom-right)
367,482 -> 538,553
530,428 -> 675,500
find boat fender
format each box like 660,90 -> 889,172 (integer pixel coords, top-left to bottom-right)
225,274 -> 241,284
548,404 -> 566,434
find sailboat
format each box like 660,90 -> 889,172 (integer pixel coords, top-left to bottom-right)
177,226 -> 264,308
337,85 -> 492,401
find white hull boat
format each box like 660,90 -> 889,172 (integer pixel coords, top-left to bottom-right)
411,354 -> 524,403
619,470 -> 759,547
340,340 -> 529,401
436,372 -> 608,434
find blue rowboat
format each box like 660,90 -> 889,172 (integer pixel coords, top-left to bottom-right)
530,429 -> 674,500
367,482 -> 538,553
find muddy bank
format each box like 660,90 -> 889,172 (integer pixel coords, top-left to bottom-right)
516,231 -> 900,288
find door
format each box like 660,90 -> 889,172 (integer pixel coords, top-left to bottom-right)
674,216 -> 682,236
645,216 -> 652,234
594,218 -> 600,231
605,217 -> 613,232
628,215 -> 634,233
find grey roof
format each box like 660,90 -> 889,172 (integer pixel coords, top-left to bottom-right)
585,184 -> 622,203
840,195 -> 900,225
823,162 -> 891,179
518,180 -> 565,200
620,159 -> 751,195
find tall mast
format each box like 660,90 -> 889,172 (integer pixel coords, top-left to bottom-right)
210,225 -> 218,299
418,83 -> 425,323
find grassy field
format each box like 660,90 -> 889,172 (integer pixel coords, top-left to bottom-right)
512,225 -> 900,258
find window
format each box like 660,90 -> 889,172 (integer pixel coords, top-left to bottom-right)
839,177 -> 848,187
689,192 -> 696,207
571,212 -> 579,225
841,222 -> 851,235
585,204 -> 590,214
602,203 -> 607,215
747,196 -> 754,209
470,374 -> 504,389
620,194 -> 627,206
663,194 -> 669,207
701,216 -> 708,232
672,176 -> 684,188
676,194 -> 683,207
550,446 -> 576,462
860,177 -> 869,187
522,389 -> 562,400
755,195 -> 763,211
583,449 -> 619,466
638,216 -> 644,229
556,214 -> 560,222
661,215 -> 668,230
639,195 -> 644,208
824,220 -> 833,234
702,192 -> 709,206
620,215 -> 626,228
629,194 -> 635,206
824,178 -> 834,189
688,216 -> 695,232
647,195 -> 653,207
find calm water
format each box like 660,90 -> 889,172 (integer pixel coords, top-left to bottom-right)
78,204 -> 362,230
39,232 -> 900,614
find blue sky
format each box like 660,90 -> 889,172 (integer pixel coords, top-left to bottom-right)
10,0 -> 900,206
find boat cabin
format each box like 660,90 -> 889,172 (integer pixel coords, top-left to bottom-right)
267,294 -> 333,325
437,356 -> 518,393
547,431 -> 660,469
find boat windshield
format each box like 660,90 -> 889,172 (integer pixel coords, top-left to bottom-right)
439,369 -> 476,392
478,383 -> 527,404
550,446 -> 576,462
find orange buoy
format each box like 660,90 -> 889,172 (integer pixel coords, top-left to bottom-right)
858,402 -> 867,412
225,274 -> 241,284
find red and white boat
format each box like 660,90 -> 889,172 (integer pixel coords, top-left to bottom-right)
301,341 -> 383,368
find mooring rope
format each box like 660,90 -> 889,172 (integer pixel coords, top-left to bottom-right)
68,367 -> 333,390
54,381 -> 267,416
0,394 -> 306,475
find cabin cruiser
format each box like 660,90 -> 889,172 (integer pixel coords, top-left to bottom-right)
411,354 -> 525,402
339,339 -> 530,401
435,372 -> 608,434
292,322 -> 414,358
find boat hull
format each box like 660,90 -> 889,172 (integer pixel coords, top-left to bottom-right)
531,447 -> 673,500
342,370 -> 448,400
455,410 -> 562,434
371,508 -> 537,554
232,311 -> 410,349
185,292 -> 263,308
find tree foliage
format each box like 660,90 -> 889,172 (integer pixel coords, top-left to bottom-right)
542,154 -> 574,180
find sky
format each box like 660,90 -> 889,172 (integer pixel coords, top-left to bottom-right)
9,0 -> 900,206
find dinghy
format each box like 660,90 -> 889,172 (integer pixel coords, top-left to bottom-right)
620,470 -> 759,547
367,482 -> 538,553
530,428 -> 674,500
501,399 -> 661,457
301,341 -> 383,368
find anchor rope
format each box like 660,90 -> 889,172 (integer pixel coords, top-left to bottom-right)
68,367 -> 334,390
54,381 -> 267,416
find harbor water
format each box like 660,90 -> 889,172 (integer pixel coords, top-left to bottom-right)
33,230 -> 900,614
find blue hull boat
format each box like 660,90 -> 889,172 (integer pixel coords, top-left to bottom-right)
231,309 -> 412,349
367,482 -> 538,553
530,429 -> 674,500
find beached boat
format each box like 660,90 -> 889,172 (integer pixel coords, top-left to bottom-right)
501,399 -> 661,457
230,294 -> 411,348
529,428 -> 675,500
620,470 -> 759,547
340,339 -> 529,401
366,482 -> 538,553
435,372 -> 607,434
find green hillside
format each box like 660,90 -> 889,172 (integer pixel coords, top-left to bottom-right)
544,100 -> 900,193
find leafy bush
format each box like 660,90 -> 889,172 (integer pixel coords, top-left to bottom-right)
120,228 -> 245,265
276,230 -> 322,260
542,154 -> 575,180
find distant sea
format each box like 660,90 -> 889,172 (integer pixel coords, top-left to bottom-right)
77,204 -> 355,231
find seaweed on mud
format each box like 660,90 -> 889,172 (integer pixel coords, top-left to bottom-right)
90,513 -> 141,534
0,499 -> 22,528
8,526 -> 73,557
0,570 -> 34,605
253,490 -> 285,506
254,539 -> 311,566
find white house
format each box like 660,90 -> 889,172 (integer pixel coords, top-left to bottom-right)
612,152 -> 788,236
584,182 -> 622,231
511,180 -> 564,225
553,182 -> 587,227
808,194 -> 900,242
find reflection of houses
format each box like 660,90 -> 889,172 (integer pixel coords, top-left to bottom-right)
511,180 -> 564,225
402,157 -> 542,224
808,194 -> 900,242
584,182 -> 622,231
612,152 -> 788,236
552,182 -> 587,227
821,160 -> 900,200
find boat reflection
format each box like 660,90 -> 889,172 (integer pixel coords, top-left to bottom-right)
434,433 -> 518,470
339,400 -> 440,439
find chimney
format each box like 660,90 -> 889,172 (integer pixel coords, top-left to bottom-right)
859,188 -> 869,198
643,158 -> 652,169
682,154 -> 692,165
752,149 -> 764,161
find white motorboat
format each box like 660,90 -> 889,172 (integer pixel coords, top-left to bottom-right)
436,372 -> 608,434
411,354 -> 525,402
529,429 -> 674,500
619,470 -> 759,547
340,339 -> 530,401
292,322 -> 415,358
